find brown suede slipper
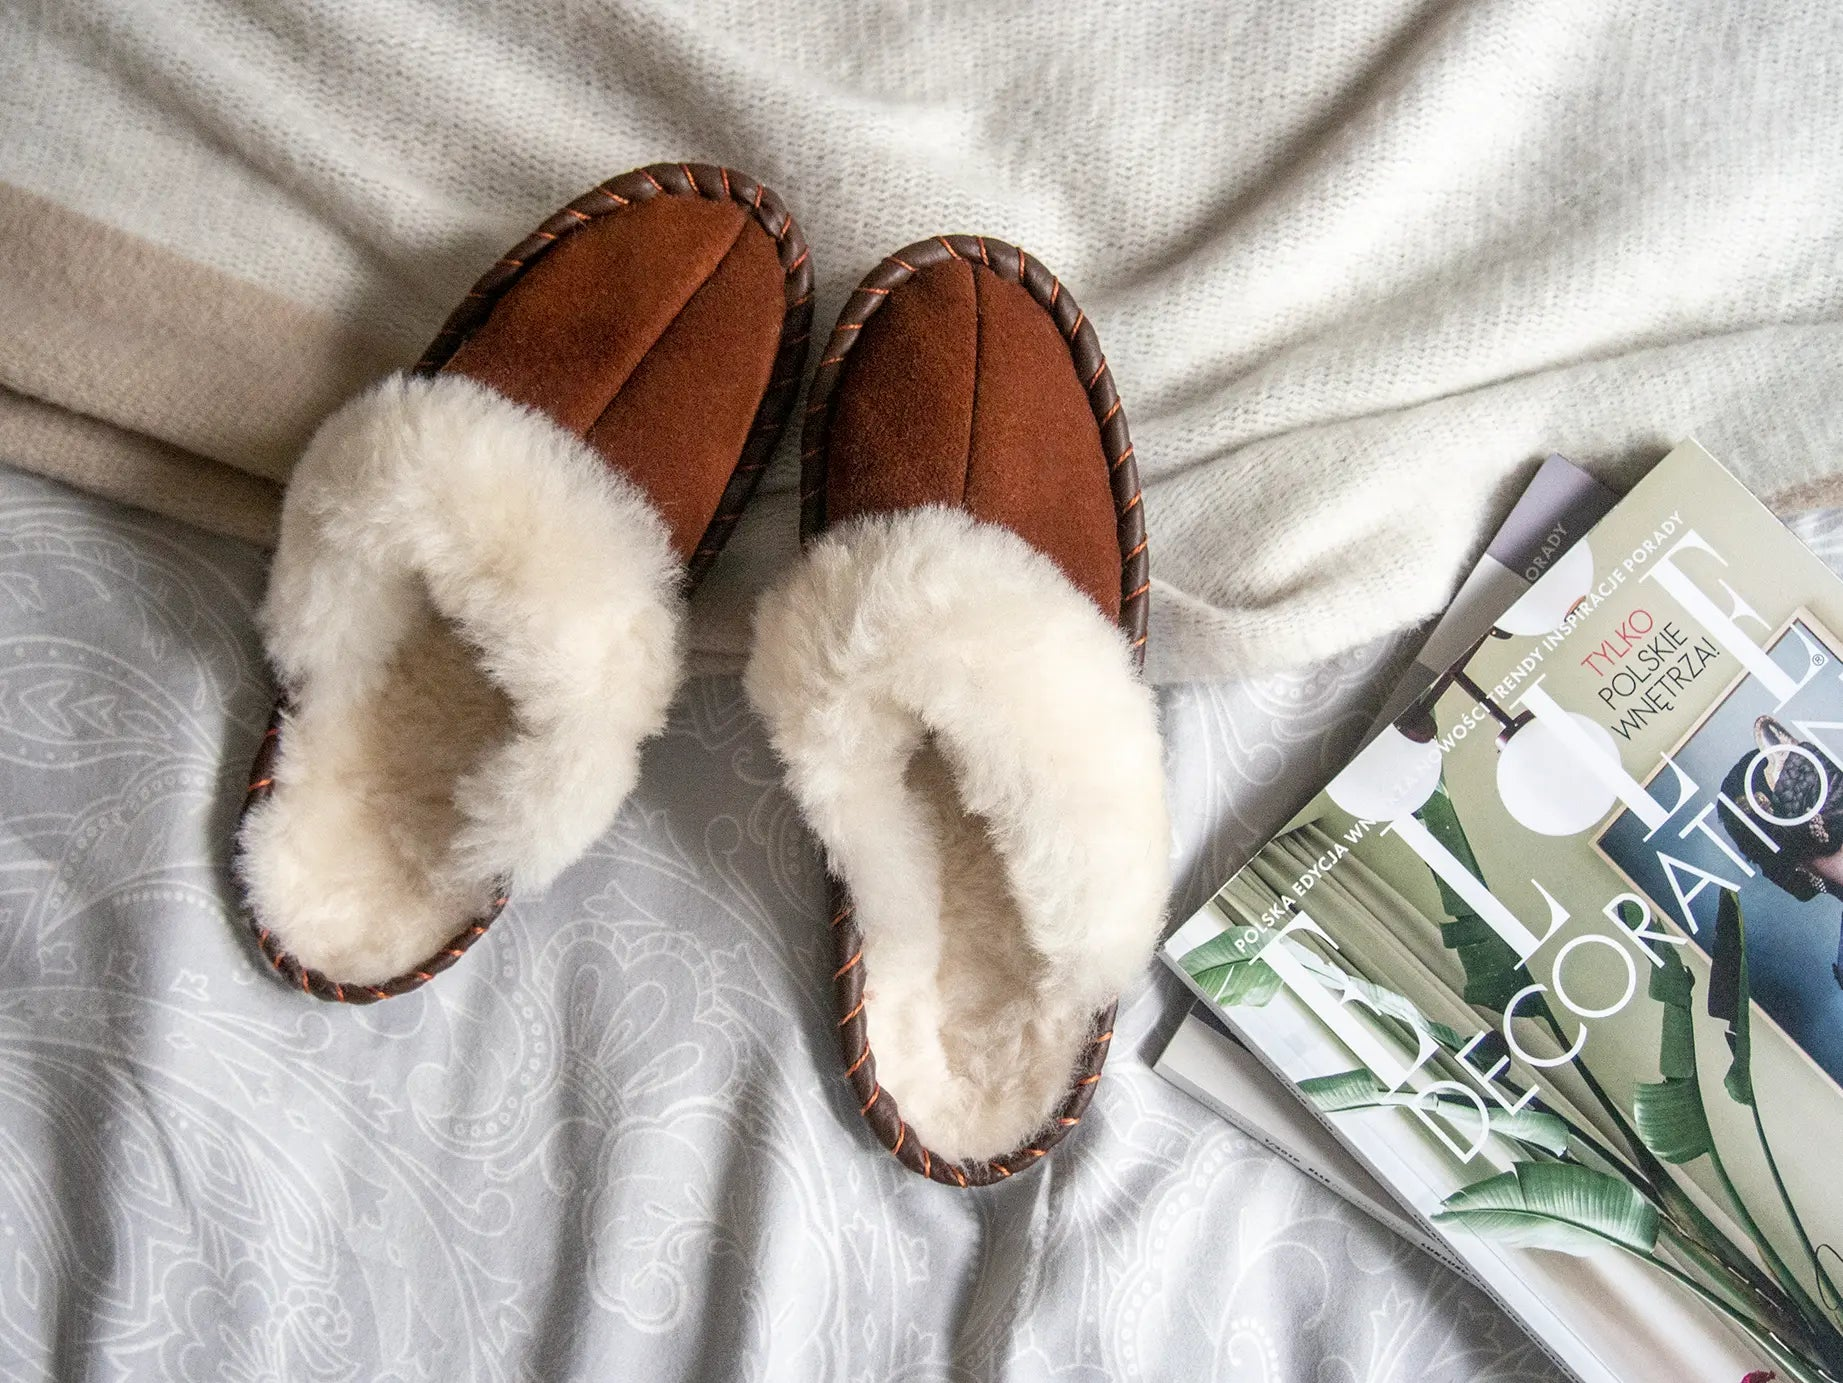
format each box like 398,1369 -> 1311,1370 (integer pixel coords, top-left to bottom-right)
236,163 -> 812,1003
744,237 -> 1169,1185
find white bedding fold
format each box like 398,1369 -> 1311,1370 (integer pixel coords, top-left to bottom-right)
3,0 -> 1840,682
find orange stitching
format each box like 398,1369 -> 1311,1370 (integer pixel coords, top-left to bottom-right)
1120,491 -> 1144,516
1100,399 -> 1122,424
444,948 -> 466,960
831,905 -> 853,926
839,999 -> 866,1026
1110,444 -> 1136,473
496,257 -> 525,269
643,168 -> 665,191
921,1148 -> 932,1178
1077,1073 -> 1102,1086
333,983 -> 346,1002
936,234 -> 957,257
1088,359 -> 1106,388
248,777 -> 273,791
833,321 -> 860,332
720,167 -> 732,197
1016,248 -> 1029,284
860,1083 -> 881,1115
1058,1116 -> 1079,1127
565,208 -> 590,222
257,928 -> 272,945
1127,581 -> 1150,601
532,230 -> 558,242
892,1122 -> 906,1154
680,162 -> 698,191
1095,1030 -> 1114,1043
414,971 -> 434,983
598,187 -> 628,206
369,986 -> 388,1000
1125,538 -> 1149,561
1131,633 -> 1148,648
975,236 -> 990,266
1069,309 -> 1086,338
819,354 -> 846,367
753,183 -> 764,209
845,1046 -> 871,1077
1026,1146 -> 1047,1158
833,950 -> 863,979
791,291 -> 814,307
788,246 -> 810,272
890,255 -> 915,272
996,1163 -> 1013,1177
860,285 -> 890,296
263,726 -> 280,739
1050,278 -> 1061,304
952,1166 -> 967,1187
298,969 -> 309,993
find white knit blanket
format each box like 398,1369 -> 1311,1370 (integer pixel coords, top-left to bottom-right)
3,0 -> 1841,681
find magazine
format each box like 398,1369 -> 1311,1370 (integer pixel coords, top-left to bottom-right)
1164,439 -> 1843,1383
1372,452 -> 1619,732
1157,453 -> 1616,1241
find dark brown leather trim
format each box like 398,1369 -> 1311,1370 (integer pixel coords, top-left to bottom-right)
236,164 -> 813,1003
804,237 -> 1141,1186
237,702 -> 506,1005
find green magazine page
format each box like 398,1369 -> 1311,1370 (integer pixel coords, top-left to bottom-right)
1164,440 -> 1843,1383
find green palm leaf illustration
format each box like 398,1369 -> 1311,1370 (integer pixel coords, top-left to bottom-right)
1632,1077 -> 1715,1164
1632,944 -> 1716,1164
1301,1068 -> 1571,1155
1433,1163 -> 1659,1256
1418,787 -> 1532,1013
1707,889 -> 1755,1107
1179,924 -> 1284,1007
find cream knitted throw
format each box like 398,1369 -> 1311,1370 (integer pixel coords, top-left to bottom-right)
2,0 -> 1841,681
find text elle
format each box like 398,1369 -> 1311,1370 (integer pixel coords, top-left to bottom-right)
1266,529 -> 1836,1162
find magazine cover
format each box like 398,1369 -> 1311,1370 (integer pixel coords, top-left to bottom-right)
1164,440 -> 1843,1383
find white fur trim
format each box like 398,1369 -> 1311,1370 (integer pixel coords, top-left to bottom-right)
237,374 -> 685,985
743,506 -> 1170,1161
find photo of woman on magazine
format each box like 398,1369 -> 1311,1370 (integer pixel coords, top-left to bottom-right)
1718,715 -> 1843,991
1598,617 -> 1843,1089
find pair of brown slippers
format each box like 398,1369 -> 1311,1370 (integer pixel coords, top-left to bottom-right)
235,164 -> 1171,1187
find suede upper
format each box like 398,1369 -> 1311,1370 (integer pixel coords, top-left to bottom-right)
441,193 -> 787,560
823,257 -> 1123,620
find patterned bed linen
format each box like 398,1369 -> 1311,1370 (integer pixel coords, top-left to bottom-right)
0,461 -> 1562,1382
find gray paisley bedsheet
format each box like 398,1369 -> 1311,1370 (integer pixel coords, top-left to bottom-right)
0,459 -> 1569,1382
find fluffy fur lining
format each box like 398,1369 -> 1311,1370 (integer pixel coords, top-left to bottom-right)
744,507 -> 1170,1161
237,374 -> 684,985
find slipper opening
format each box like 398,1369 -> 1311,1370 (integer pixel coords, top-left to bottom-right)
746,506 -> 1170,1162
237,374 -> 685,986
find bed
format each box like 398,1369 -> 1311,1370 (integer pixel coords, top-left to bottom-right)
0,460 -> 1565,1380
